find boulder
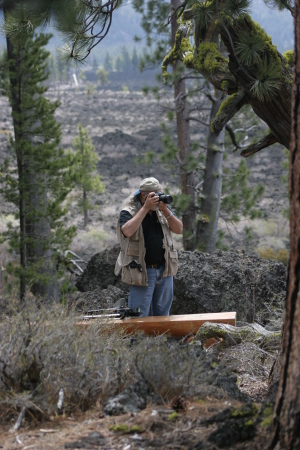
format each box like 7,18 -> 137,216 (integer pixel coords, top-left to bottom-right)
75,247 -> 286,324
75,244 -> 125,292
103,380 -> 160,416
172,249 -> 286,324
71,285 -> 128,312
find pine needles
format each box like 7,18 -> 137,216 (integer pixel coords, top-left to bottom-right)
250,59 -> 282,101
236,30 -> 266,66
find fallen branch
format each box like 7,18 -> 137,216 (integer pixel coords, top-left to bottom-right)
194,322 -> 281,352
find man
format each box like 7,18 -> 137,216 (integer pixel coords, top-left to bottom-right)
115,177 -> 183,317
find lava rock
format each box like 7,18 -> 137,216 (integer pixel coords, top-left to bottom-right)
103,380 -> 159,416
65,431 -> 108,449
71,285 -> 128,312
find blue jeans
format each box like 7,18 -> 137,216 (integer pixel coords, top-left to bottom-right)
128,264 -> 173,317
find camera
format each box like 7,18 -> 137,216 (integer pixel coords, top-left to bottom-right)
152,192 -> 173,204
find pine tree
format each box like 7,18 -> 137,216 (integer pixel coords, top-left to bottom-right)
0,22 -> 76,301
121,46 -> 132,71
116,55 -> 123,72
96,67 -> 109,86
104,51 -> 113,72
70,124 -> 105,228
132,47 -> 139,69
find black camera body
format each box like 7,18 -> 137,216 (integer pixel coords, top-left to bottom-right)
153,192 -> 173,204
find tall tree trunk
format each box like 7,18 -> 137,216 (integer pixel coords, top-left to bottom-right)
4,1 -> 59,302
4,4 -> 26,300
25,168 -> 59,301
171,0 -> 195,250
195,89 -> 225,252
271,2 -> 300,448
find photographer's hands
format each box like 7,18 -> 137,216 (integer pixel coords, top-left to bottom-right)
121,191 -> 183,238
143,192 -> 159,211
121,191 -> 157,238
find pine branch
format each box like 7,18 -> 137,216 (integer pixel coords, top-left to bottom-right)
187,116 -> 210,126
225,123 -> 240,148
240,133 -> 278,157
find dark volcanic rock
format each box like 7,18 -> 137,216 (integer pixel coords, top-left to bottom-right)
76,247 -> 286,324
65,431 -> 108,448
75,244 -> 126,292
71,285 -> 128,312
103,380 -> 160,415
171,249 -> 286,324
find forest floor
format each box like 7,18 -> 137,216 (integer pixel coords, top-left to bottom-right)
1,395 -> 273,450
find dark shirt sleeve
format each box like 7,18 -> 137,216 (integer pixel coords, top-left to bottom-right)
119,210 -> 133,229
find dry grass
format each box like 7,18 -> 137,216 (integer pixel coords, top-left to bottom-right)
0,295 -> 230,425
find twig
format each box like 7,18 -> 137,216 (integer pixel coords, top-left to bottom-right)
10,406 -> 26,432
57,387 -> 64,411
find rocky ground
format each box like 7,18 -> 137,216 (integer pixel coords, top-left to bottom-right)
1,398 -> 274,450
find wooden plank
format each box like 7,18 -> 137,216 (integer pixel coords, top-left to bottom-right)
77,312 -> 236,338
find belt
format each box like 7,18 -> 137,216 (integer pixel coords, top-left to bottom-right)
146,262 -> 164,269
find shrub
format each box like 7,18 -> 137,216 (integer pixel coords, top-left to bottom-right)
256,247 -> 289,266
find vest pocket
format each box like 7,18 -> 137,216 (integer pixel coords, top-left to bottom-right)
169,250 -> 178,276
122,262 -> 145,286
127,241 -> 139,256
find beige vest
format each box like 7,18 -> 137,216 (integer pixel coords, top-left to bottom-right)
115,197 -> 178,286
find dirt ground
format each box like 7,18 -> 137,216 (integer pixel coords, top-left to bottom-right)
1,395 -> 273,450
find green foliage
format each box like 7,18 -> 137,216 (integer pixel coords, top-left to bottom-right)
236,30 -> 266,66
192,1 -> 216,29
69,124 -> 105,226
168,412 -> 179,422
283,49 -> 294,67
171,193 -> 192,217
110,424 -> 144,433
96,67 -> 109,86
0,30 -> 76,293
132,0 -> 171,71
0,48 -> 9,94
223,0 -> 251,17
161,132 -> 179,162
221,159 -> 265,221
250,59 -> 282,101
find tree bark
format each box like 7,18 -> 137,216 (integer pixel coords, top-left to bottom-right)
271,1 -> 300,447
4,3 -> 27,301
196,89 -> 225,252
171,0 -> 195,250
